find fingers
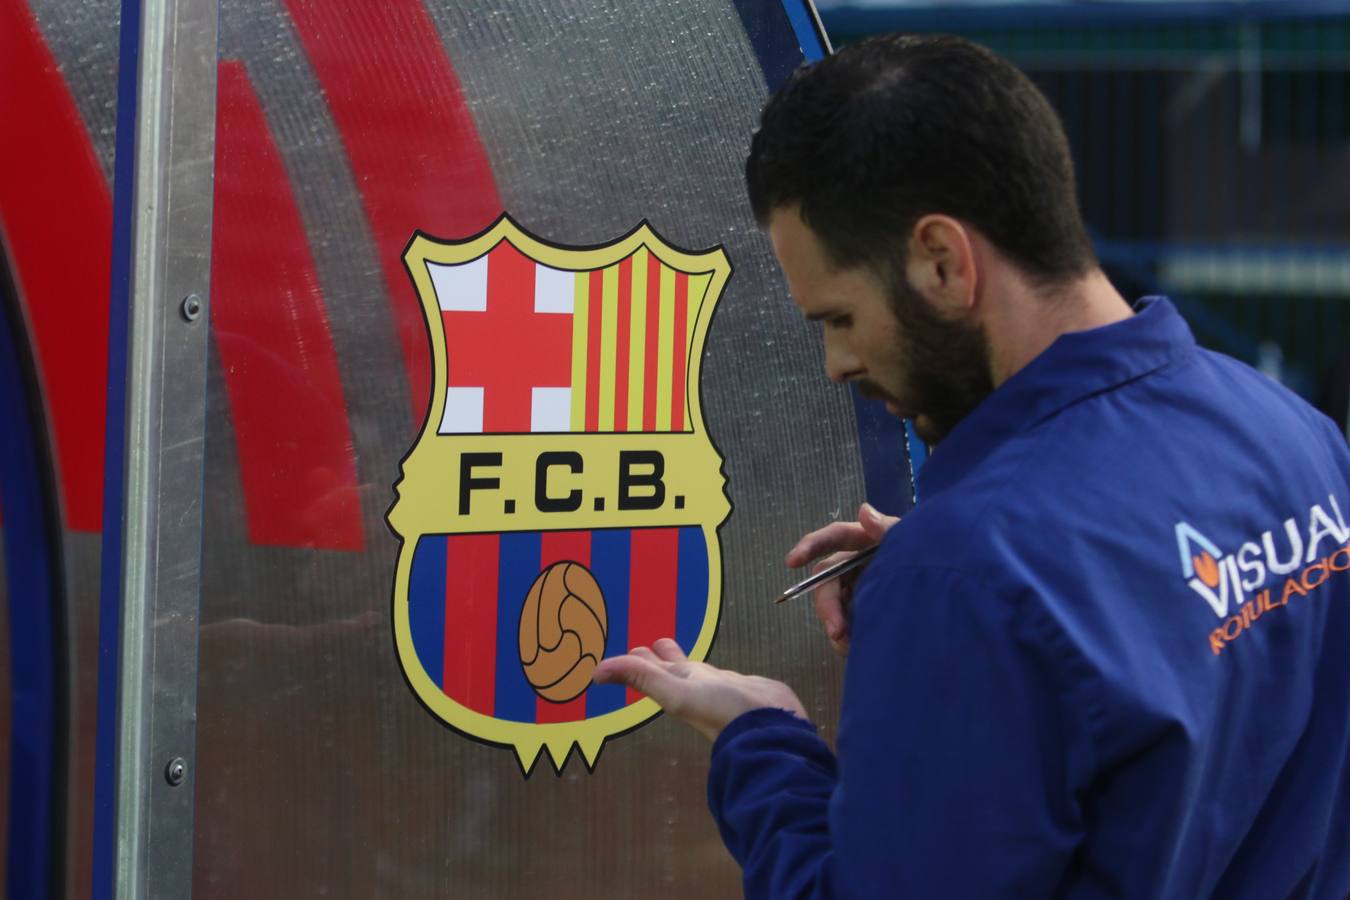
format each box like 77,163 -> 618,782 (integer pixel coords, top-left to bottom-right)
786,503 -> 900,567
651,638 -> 688,663
594,640 -> 688,695
811,549 -> 856,575
785,520 -> 873,568
629,643 -> 691,671
594,647 -> 814,742
591,653 -> 684,707
858,502 -> 900,542
812,571 -> 850,644
591,654 -> 643,685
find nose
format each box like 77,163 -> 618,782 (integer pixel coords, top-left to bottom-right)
822,329 -> 862,384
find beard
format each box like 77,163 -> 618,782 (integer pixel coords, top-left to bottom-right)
881,272 -> 994,446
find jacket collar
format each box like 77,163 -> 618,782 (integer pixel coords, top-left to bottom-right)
915,296 -> 1195,499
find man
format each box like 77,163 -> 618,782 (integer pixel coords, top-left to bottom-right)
593,35 -> 1350,898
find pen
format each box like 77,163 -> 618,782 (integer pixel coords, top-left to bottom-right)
774,545 -> 880,604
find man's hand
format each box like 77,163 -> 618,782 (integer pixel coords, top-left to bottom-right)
592,638 -> 808,742
785,502 -> 898,656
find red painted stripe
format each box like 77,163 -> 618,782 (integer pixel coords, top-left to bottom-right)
537,531 -> 592,723
671,272 -> 689,432
281,0 -> 502,426
211,61 -> 364,551
614,257 -> 632,431
444,533 -> 499,714
584,270 -> 603,433
626,528 -> 679,705
642,258 -> 661,432
0,1 -> 111,532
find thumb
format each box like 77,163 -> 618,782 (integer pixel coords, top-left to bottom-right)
859,502 -> 898,542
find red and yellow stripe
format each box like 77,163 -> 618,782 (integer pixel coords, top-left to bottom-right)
570,247 -> 712,434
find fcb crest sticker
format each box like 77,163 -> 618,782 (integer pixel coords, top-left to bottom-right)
387,215 -> 732,774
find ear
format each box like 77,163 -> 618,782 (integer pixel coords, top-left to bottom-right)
904,215 -> 978,315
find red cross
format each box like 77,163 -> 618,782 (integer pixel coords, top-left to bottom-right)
441,241 -> 572,433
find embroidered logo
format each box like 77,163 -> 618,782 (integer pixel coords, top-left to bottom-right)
1174,495 -> 1349,653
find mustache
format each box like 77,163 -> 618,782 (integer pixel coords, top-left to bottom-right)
854,379 -> 891,402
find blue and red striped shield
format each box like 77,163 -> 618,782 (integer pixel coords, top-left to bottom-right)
388,216 -> 731,773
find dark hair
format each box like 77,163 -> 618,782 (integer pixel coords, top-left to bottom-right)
746,34 -> 1096,285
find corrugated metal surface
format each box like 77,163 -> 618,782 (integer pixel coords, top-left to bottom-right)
2,0 -> 871,894
189,1 -> 863,896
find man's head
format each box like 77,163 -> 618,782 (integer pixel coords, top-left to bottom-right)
747,34 -> 1097,444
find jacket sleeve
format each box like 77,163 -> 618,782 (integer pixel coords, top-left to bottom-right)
708,709 -> 841,898
708,564 -> 1096,899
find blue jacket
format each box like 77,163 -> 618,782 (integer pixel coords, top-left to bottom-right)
709,298 -> 1350,898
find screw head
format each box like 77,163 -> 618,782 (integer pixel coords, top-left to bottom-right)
165,757 -> 187,786
180,294 -> 202,322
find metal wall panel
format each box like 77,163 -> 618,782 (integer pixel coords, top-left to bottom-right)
191,1 -> 863,896
0,235 -> 72,897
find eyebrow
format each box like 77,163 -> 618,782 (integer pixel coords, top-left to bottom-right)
803,310 -> 833,323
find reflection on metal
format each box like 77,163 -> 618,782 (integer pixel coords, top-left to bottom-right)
0,242 -> 71,900
389,217 -> 732,774
112,0 -> 216,895
187,0 -> 867,894
11,0 -> 897,894
784,0 -> 925,510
